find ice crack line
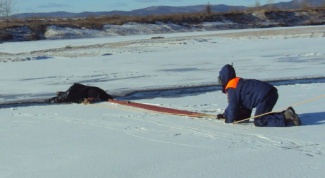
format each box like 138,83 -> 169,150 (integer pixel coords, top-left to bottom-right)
119,77 -> 325,100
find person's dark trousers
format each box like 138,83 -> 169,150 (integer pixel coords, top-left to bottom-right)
254,87 -> 286,127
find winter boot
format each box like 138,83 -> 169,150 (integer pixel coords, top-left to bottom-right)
284,107 -> 302,126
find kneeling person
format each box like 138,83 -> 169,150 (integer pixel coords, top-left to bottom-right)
217,64 -> 301,127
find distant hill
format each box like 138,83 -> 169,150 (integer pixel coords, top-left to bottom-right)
11,4 -> 245,19
11,0 -> 325,19
272,0 -> 325,9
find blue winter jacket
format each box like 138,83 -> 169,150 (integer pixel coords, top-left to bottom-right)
219,64 -> 275,123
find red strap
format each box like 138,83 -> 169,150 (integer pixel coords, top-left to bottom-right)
108,99 -> 211,118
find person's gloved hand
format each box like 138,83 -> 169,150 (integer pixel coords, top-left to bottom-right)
217,114 -> 226,120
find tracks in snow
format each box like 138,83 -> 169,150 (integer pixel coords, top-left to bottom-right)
9,104 -> 324,157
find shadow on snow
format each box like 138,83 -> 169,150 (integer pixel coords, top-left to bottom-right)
300,112 -> 325,126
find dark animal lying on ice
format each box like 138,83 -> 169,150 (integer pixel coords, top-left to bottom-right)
47,83 -> 113,104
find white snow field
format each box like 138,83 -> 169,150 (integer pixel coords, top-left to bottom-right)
0,25 -> 325,178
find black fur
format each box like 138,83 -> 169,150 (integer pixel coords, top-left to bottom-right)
47,83 -> 113,103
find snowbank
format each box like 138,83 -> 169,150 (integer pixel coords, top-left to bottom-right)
4,9 -> 325,42
45,22 -> 220,40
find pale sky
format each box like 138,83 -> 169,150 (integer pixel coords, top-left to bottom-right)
13,0 -> 292,14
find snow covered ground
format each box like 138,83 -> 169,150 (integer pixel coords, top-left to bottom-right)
0,25 -> 324,178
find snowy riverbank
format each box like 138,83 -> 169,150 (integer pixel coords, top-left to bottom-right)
0,25 -> 324,178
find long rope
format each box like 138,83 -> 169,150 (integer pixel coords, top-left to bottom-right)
85,94 -> 325,123
234,94 -> 325,124
89,99 -> 217,119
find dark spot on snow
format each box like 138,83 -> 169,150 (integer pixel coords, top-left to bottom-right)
35,56 -> 53,60
151,36 -> 164,39
20,76 -> 58,81
195,39 -> 208,42
102,53 -> 113,56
